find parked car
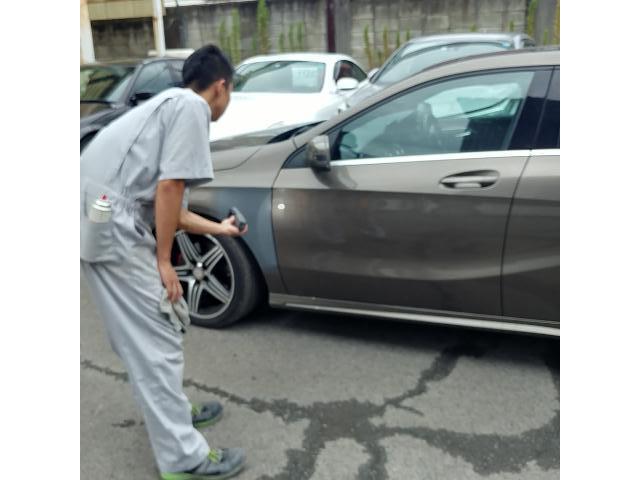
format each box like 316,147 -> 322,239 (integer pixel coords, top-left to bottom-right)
209,53 -> 368,141
174,48 -> 560,336
344,32 -> 535,110
80,57 -> 184,151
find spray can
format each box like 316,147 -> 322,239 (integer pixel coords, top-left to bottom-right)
88,194 -> 112,223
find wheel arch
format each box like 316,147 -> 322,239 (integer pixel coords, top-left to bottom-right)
187,185 -> 285,295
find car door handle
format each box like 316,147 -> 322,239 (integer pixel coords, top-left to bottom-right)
454,130 -> 472,138
440,171 -> 499,189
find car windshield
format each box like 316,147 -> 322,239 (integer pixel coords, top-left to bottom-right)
80,65 -> 135,102
233,61 -> 326,93
374,41 -> 511,86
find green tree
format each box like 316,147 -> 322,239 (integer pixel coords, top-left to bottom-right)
230,9 -> 241,64
279,31 -> 286,53
542,28 -> 549,45
288,23 -> 296,51
256,0 -> 271,54
382,26 -> 390,59
470,23 -> 477,32
296,22 -> 305,50
553,0 -> 560,44
218,17 -> 230,57
396,30 -> 401,50
527,0 -> 539,39
405,29 -> 411,42
377,49 -> 384,67
364,25 -> 374,69
508,20 -> 515,32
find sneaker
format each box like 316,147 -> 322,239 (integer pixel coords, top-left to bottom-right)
191,401 -> 223,430
160,448 -> 246,480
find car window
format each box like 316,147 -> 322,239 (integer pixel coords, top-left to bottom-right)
133,62 -> 176,96
535,68 -> 559,149
234,61 -> 326,93
335,61 -> 367,82
374,42 -> 512,86
334,70 -> 535,160
80,65 -> 135,102
169,60 -> 185,85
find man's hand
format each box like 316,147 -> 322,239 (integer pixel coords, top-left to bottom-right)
220,215 -> 248,237
159,260 -> 183,303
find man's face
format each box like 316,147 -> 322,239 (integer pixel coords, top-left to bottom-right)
210,79 -> 232,122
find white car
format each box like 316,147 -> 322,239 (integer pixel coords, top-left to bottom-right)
210,53 -> 368,141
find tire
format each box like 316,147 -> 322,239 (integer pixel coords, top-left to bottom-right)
171,230 -> 265,328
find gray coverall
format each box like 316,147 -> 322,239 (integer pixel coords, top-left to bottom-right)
80,88 -> 214,474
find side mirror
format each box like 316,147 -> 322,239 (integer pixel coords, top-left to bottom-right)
336,77 -> 359,91
367,68 -> 379,80
129,91 -> 153,106
306,135 -> 331,172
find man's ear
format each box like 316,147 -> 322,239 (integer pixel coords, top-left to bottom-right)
216,78 -> 228,89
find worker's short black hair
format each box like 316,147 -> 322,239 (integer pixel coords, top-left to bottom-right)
182,44 -> 234,92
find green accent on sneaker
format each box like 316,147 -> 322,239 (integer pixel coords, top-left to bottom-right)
208,449 -> 221,463
191,403 -> 223,430
159,463 -> 244,480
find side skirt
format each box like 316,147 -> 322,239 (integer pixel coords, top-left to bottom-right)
269,293 -> 560,337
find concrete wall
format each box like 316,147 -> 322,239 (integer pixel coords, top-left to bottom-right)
91,18 -> 154,60
91,0 -> 557,66
347,0 -> 529,69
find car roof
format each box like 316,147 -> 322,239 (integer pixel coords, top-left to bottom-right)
81,56 -> 184,68
239,52 -> 356,65
406,32 -> 532,45
294,47 -> 559,146
366,47 -> 558,107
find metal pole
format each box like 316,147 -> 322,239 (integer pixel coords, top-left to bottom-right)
152,0 -> 166,56
326,0 -> 336,53
80,0 -> 95,64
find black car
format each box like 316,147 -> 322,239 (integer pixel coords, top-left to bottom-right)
80,57 -> 184,151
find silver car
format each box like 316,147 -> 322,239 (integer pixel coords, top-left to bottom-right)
345,32 -> 535,109
174,48 -> 560,336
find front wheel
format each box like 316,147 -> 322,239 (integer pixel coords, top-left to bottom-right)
171,231 -> 263,328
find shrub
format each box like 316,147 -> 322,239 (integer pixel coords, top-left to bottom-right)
364,25 -> 374,69
256,0 -> 270,54
527,0 -> 539,39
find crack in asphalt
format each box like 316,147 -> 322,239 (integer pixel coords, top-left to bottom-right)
81,341 -> 559,479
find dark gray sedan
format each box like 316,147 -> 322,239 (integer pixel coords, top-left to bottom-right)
174,48 -> 560,336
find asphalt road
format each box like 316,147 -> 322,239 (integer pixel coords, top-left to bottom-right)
81,275 -> 559,480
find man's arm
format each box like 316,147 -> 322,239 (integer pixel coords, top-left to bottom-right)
178,208 -> 248,236
155,179 -> 185,302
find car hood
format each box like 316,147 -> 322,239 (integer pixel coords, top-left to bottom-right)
211,143 -> 263,172
80,102 -> 113,118
346,81 -> 384,108
80,103 -> 128,132
210,92 -> 329,141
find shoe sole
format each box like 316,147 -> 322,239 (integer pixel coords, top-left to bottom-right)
160,462 -> 244,480
193,410 -> 223,430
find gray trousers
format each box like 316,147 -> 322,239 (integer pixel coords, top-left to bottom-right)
82,250 -> 210,473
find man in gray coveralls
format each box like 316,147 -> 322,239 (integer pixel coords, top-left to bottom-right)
80,45 -> 247,479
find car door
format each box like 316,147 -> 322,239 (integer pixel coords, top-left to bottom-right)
503,67 -> 559,321
272,67 -> 551,317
